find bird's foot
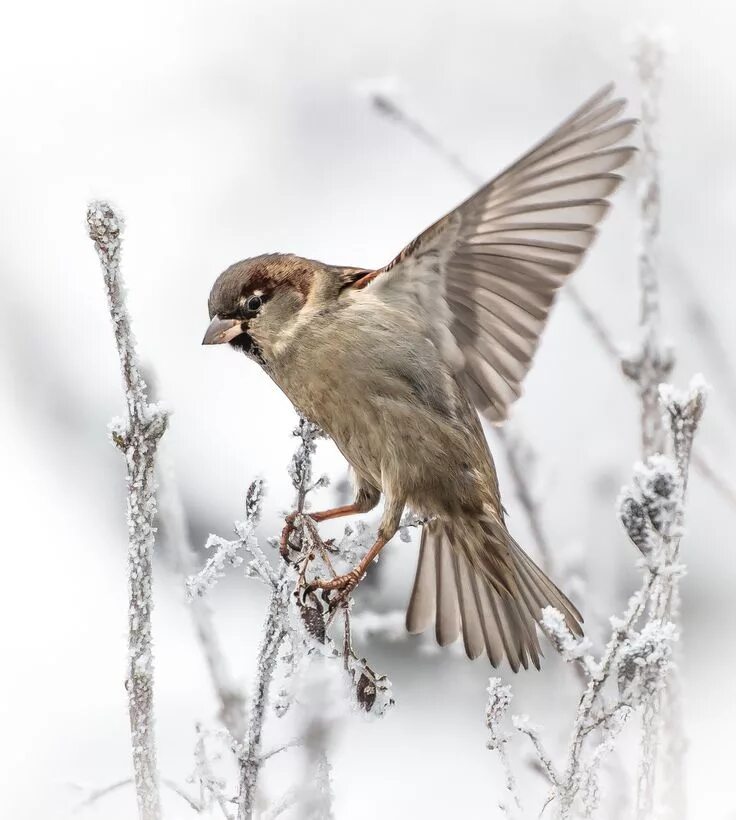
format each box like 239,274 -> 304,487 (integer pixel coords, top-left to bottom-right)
306,568 -> 362,610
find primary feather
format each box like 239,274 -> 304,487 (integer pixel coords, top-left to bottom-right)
356,83 -> 636,423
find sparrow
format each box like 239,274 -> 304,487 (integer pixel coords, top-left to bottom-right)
203,84 -> 636,670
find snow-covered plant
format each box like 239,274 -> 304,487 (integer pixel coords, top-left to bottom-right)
483,376 -> 705,819
187,417 -> 395,820
485,679 -> 522,818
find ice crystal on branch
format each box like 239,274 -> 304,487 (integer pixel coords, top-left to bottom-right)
618,455 -> 681,556
618,621 -> 677,703
541,607 -> 594,669
485,678 -> 523,817
486,678 -> 514,750
186,479 -> 265,598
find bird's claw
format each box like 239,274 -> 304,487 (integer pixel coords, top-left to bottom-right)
304,568 -> 361,612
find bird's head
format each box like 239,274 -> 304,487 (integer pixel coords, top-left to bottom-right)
203,254 -> 317,365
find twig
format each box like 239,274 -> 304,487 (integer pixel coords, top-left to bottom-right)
512,716 -> 560,789
74,777 -> 132,811
260,738 -> 303,763
485,679 -> 524,817
191,723 -> 236,819
87,201 -> 166,820
74,776 -> 203,814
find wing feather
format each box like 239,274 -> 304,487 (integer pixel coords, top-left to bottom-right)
352,84 -> 635,421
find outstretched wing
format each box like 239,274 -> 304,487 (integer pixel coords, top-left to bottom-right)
351,84 -> 636,423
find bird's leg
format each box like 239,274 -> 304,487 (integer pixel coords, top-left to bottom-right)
280,485 -> 379,558
307,492 -> 405,608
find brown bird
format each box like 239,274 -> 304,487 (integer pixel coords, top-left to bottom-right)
203,84 -> 636,669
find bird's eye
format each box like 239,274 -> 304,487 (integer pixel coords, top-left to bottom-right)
245,295 -> 263,313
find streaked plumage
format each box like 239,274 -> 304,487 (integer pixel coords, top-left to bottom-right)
204,85 -> 636,669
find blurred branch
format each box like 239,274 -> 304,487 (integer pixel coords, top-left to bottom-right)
622,39 -> 674,457
628,38 -> 685,819
158,458 -> 247,739
87,201 -> 166,820
363,81 -> 736,513
494,426 -> 553,573
74,775 -> 208,815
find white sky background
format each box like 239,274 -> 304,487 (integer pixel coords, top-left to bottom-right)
1,0 -> 736,817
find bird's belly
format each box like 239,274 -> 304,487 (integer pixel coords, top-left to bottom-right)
282,371 -> 387,489
281,379 -> 485,517
272,314 -> 488,514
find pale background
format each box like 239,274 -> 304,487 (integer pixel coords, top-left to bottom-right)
1,0 -> 735,817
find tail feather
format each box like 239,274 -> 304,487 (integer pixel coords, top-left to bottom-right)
405,527 -> 437,634
434,524 -> 461,646
406,517 -> 583,669
509,541 -> 584,635
471,573 -> 504,667
453,551 -> 485,660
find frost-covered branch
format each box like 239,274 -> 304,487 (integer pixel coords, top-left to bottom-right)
185,418 -> 392,820
484,376 -> 706,818
87,201 -> 166,820
485,679 -> 523,818
237,589 -> 287,820
632,379 -> 706,819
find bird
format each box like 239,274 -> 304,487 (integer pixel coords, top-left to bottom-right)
203,84 -> 636,670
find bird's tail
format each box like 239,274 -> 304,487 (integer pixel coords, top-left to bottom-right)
405,516 -> 583,670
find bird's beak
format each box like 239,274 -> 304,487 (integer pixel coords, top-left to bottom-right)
202,316 -> 245,345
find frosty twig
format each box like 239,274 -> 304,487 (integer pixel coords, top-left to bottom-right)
87,201 -> 166,820
187,418 -> 392,819
237,589 -> 288,820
